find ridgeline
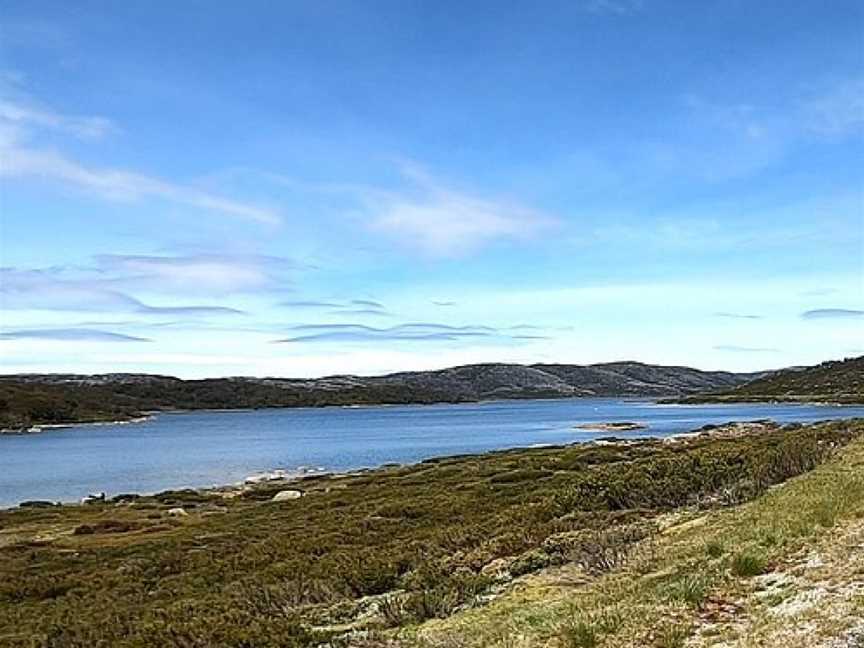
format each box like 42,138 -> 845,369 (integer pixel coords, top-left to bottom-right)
0,361 -> 757,429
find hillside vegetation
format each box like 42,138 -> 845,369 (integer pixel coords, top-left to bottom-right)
677,356 -> 864,405
0,419 -> 860,647
0,361 -> 755,428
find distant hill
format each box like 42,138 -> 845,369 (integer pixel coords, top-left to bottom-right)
0,361 -> 757,428
676,356 -> 864,404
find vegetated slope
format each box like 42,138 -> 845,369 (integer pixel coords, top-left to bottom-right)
418,420 -> 864,648
0,420 -> 859,646
0,361 -> 758,428
678,355 -> 864,404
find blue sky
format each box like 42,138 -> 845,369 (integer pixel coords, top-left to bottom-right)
0,0 -> 862,377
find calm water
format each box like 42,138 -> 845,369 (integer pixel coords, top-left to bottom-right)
2,398 -> 863,507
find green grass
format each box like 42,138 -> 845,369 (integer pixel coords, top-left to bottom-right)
730,550 -> 768,577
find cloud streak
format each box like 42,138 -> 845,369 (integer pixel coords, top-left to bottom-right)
714,312 -> 762,320
0,328 -> 151,342
0,98 -> 280,224
93,253 -> 294,295
273,323 -> 515,345
801,308 -> 864,320
713,344 -> 779,353
0,268 -> 246,316
2,148 -> 281,224
0,99 -> 115,139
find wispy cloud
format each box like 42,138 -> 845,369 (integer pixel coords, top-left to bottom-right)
432,300 -> 456,307
2,148 -> 281,224
329,308 -> 393,318
0,99 -> 115,138
0,328 -> 151,342
0,97 -> 280,224
713,344 -> 779,353
279,297 -> 391,317
280,300 -> 343,309
93,253 -> 293,295
274,322 -> 515,345
364,163 -> 557,257
714,312 -> 762,320
351,299 -> 385,309
801,308 -> 864,320
0,267 -> 245,315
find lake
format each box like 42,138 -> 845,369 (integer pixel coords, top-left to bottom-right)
2,398 -> 863,508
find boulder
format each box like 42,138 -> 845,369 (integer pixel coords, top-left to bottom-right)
271,489 -> 303,502
167,507 -> 188,517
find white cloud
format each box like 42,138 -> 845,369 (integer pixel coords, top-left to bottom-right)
0,97 -> 281,224
0,267 -> 245,315
0,99 -> 115,139
366,164 -> 556,256
93,253 -> 293,294
1,147 -> 281,224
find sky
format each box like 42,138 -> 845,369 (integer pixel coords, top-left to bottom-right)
0,0 -> 862,378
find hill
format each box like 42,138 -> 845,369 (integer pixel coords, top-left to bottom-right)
676,356 -> 864,404
0,361 -> 757,428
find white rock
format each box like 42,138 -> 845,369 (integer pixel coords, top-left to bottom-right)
167,507 -> 188,517
271,490 -> 303,502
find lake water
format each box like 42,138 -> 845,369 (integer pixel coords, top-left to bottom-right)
2,398 -> 863,508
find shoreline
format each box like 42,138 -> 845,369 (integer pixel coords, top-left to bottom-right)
0,414 -> 154,436
4,417 -> 819,511
5,395 -> 863,433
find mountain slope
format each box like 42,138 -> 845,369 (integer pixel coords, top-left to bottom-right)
0,361 -> 758,428
677,356 -> 864,404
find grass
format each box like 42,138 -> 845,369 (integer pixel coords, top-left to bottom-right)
0,419 -> 861,647
730,550 -> 768,577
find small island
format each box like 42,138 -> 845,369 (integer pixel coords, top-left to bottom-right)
574,421 -> 648,431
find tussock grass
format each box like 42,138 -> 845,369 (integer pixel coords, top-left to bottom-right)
730,550 -> 768,577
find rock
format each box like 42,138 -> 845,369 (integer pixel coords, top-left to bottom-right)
167,507 -> 188,517
81,492 -> 106,505
271,490 -> 303,502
